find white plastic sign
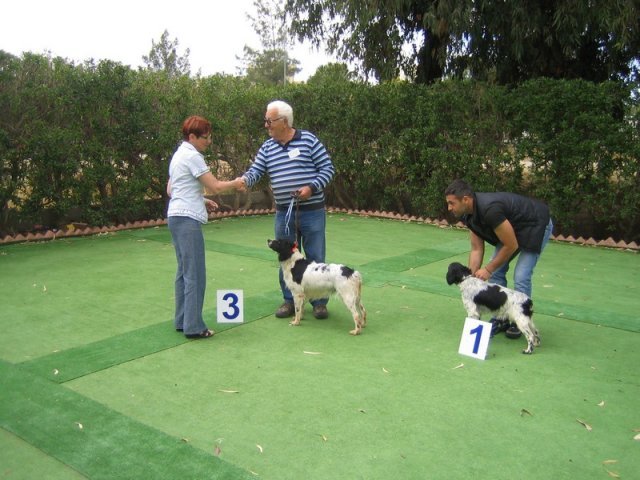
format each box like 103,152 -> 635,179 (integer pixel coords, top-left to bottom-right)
458,318 -> 492,360
216,290 -> 244,323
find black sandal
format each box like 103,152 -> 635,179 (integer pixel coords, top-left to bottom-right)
185,329 -> 215,339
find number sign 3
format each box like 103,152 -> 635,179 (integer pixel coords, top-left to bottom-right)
216,290 -> 244,324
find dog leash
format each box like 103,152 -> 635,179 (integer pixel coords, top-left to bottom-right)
284,195 -> 298,238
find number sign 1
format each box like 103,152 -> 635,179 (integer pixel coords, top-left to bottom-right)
458,318 -> 492,360
216,290 -> 244,324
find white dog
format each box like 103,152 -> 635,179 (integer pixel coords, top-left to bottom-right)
446,262 -> 540,354
267,239 -> 367,335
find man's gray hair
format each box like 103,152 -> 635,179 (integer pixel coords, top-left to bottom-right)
267,100 -> 294,126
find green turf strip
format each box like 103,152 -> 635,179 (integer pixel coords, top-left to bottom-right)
20,291 -> 280,383
360,246 -> 469,272
125,228 -> 275,262
0,361 -> 253,480
0,427 -> 87,479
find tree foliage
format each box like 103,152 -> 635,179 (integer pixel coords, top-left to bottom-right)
237,0 -> 301,84
307,63 -> 357,85
239,46 -> 301,85
142,29 -> 191,77
285,0 -> 640,84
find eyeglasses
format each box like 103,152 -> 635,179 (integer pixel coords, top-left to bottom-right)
264,116 -> 284,126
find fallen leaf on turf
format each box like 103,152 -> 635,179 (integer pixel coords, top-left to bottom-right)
520,409 -> 533,417
597,400 -> 605,407
602,460 -> 618,465
453,363 -> 464,369
634,433 -> 640,441
382,367 -> 389,373
319,434 -> 327,442
256,444 -> 263,453
214,445 -> 221,456
181,438 -> 189,443
606,470 -> 620,478
577,419 -> 592,431
42,285 -> 47,292
303,351 -> 322,355
75,422 -> 83,430
53,369 -> 59,376
219,389 -> 239,394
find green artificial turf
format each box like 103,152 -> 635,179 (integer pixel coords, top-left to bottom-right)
1,213 -> 639,479
0,361 -> 254,480
0,427 -> 86,480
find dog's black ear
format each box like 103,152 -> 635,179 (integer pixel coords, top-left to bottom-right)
446,262 -> 469,285
446,265 -> 456,285
459,263 -> 472,277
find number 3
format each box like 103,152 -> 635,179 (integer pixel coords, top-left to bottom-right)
222,292 -> 239,320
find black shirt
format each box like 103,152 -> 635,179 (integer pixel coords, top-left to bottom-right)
462,192 -> 551,253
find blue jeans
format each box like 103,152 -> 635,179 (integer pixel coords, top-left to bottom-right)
168,216 -> 208,335
489,218 -> 554,297
275,207 -> 327,306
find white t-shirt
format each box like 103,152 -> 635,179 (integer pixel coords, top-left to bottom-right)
167,141 -> 210,223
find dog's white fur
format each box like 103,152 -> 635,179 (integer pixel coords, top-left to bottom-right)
446,262 -> 540,354
268,239 -> 367,335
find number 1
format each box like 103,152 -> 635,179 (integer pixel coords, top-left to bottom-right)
470,324 -> 483,354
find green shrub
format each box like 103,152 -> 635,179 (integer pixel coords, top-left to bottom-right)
0,51 -> 637,241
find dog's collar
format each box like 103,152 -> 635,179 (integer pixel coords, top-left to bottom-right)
292,241 -> 298,252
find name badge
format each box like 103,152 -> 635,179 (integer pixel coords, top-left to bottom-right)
288,148 -> 301,159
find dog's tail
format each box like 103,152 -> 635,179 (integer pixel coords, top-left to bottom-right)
353,270 -> 363,288
353,271 -> 366,326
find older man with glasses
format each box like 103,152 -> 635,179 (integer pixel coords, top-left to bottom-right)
241,100 -> 335,320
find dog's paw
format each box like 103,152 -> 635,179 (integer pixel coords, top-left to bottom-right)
522,347 -> 534,354
290,320 -> 301,326
349,328 -> 362,335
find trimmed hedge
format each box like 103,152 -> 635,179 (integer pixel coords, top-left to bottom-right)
1,52 -> 638,241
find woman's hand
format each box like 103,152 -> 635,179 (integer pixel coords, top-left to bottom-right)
204,198 -> 219,213
234,177 -> 247,192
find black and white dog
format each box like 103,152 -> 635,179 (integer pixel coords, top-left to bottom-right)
446,262 -> 540,354
267,239 -> 367,335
